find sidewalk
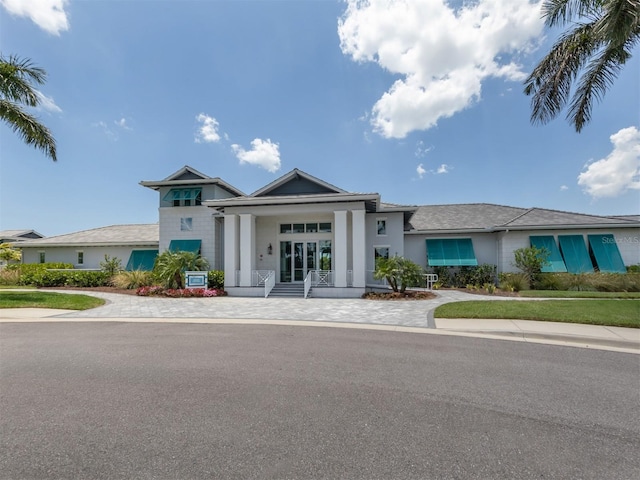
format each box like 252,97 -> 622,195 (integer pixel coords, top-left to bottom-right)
1,289 -> 638,354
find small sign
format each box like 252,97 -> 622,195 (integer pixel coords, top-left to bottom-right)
185,271 -> 208,289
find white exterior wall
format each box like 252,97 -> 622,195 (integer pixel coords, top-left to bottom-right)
20,246 -> 157,269
158,206 -> 218,267
404,233 -> 498,269
497,227 -> 640,272
366,212 -> 404,270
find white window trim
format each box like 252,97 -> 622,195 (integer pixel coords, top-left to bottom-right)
376,218 -> 387,236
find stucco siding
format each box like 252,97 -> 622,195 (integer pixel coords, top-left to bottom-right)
404,233 -> 498,269
20,246 -> 153,269
158,207 -> 218,267
366,212 -> 404,270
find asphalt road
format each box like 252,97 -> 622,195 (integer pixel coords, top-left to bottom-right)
1,322 -> 638,479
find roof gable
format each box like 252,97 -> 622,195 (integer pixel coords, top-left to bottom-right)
251,169 -> 347,197
163,165 -> 210,181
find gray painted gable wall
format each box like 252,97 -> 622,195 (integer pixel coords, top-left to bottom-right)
257,177 -> 339,197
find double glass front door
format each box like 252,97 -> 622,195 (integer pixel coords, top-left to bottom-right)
280,240 -> 331,282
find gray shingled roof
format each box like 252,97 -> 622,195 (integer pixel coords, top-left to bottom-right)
17,224 -> 159,247
503,208 -> 637,227
407,204 -> 639,232
407,204 -> 528,231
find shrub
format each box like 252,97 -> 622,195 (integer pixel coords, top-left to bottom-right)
498,273 -> 528,292
111,270 -> 154,289
374,256 -> 423,293
627,264 -> 640,273
430,266 -> 454,287
34,270 -> 110,288
208,270 -> 224,290
535,273 -> 564,291
136,287 -> 226,297
8,263 -> 74,286
0,268 -> 20,286
100,255 -> 123,277
153,251 -> 210,289
512,246 -> 550,288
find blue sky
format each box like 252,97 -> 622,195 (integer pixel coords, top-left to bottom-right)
1,0 -> 638,237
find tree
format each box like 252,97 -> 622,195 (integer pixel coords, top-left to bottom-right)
153,250 -> 209,289
524,0 -> 640,132
374,256 -> 423,293
512,246 -> 550,288
0,54 -> 57,160
0,243 -> 22,264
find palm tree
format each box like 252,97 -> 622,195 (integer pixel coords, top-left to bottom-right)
0,54 -> 57,160
524,0 -> 640,132
153,251 -> 210,289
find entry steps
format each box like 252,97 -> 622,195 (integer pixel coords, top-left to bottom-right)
268,283 -> 307,298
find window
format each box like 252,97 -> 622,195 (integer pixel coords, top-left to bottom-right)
180,217 -> 193,231
39,252 -> 45,264
279,222 -> 332,234
374,246 -> 390,265
163,188 -> 202,207
77,251 -> 84,265
377,219 -> 387,236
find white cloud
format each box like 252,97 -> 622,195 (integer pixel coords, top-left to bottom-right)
416,163 -> 426,179
436,163 -> 449,174
578,126 -> 640,198
415,140 -> 433,158
232,138 -> 281,173
35,90 -> 62,113
195,113 -> 221,143
0,0 -> 69,35
560,185 -> 569,191
114,118 -> 132,130
93,121 -> 117,141
338,0 -> 544,138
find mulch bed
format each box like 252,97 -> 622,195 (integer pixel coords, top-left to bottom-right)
362,290 -> 437,300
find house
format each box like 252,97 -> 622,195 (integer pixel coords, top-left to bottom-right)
0,229 -> 45,244
18,224 -> 159,270
142,166 -> 639,297
14,166 -> 640,296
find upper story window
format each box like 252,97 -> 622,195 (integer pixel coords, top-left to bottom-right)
280,222 -> 332,234
377,219 -> 387,236
180,218 -> 193,231
163,188 -> 202,207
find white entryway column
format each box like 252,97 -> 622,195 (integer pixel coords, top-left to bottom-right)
239,214 -> 255,287
334,210 -> 348,288
224,214 -> 239,287
351,209 -> 366,288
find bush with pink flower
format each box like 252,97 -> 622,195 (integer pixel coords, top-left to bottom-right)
136,286 -> 226,297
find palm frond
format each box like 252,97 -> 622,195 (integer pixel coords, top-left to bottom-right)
0,99 -> 57,161
568,42 -> 630,131
543,0 -> 603,27
0,55 -> 46,106
524,22 -> 598,126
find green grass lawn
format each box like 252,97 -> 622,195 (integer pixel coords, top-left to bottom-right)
519,290 -> 640,299
435,300 -> 640,328
0,291 -> 105,310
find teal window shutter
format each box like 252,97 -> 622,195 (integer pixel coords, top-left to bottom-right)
588,234 -> 626,273
529,236 -> 567,272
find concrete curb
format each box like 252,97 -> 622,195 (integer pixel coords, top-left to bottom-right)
1,313 -> 637,354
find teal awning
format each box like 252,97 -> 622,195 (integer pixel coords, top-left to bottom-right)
426,239 -> 478,266
558,235 -> 594,273
588,234 -> 626,273
169,239 -> 201,253
126,250 -> 158,271
529,236 -> 567,272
